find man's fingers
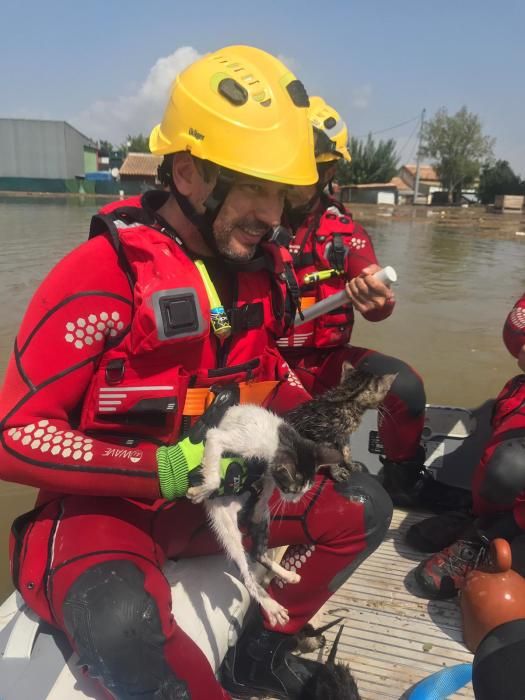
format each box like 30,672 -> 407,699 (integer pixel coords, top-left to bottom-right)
345,280 -> 394,314
362,274 -> 390,295
348,276 -> 369,298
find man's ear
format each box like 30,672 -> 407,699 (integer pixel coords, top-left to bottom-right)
171,152 -> 199,196
315,444 -> 344,468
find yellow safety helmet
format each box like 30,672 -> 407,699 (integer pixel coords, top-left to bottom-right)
308,96 -> 351,163
150,45 -> 318,187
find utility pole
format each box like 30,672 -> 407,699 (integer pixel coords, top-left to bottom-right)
413,108 -> 426,204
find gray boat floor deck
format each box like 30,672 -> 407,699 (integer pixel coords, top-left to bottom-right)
307,507 -> 474,700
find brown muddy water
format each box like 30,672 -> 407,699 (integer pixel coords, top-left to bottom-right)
0,195 -> 524,599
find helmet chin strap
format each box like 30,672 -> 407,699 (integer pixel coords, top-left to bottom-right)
286,162 -> 337,230
168,172 -> 233,257
286,187 -> 323,231
170,171 -> 280,270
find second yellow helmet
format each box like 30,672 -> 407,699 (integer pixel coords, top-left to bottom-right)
308,96 -> 351,163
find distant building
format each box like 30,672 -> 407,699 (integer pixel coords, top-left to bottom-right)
0,118 -> 97,193
399,164 -> 442,204
388,176 -> 414,205
339,182 -> 398,205
119,153 -> 162,193
337,165 -> 442,207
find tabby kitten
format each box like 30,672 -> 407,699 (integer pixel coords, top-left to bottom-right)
286,363 -> 397,480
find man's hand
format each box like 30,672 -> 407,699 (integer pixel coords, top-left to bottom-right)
518,345 -> 525,373
215,457 -> 265,496
188,456 -> 266,499
345,264 -> 395,315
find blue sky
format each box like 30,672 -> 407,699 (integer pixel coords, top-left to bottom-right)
2,0 -> 524,174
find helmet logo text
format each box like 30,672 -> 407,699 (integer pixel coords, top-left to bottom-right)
189,127 -> 205,141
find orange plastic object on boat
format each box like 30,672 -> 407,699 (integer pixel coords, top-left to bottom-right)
460,538 -> 525,652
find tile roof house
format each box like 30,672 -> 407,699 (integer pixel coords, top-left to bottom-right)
119,153 -> 162,187
399,164 -> 442,203
400,164 -> 440,184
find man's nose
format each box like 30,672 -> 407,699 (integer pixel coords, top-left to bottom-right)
254,193 -> 284,227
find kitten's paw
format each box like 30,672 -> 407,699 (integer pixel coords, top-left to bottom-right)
329,463 -> 353,482
187,485 -> 213,503
263,599 -> 289,627
295,631 -> 326,654
342,444 -> 352,465
280,570 -> 301,584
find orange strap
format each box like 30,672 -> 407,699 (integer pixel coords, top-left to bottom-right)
300,296 -> 316,310
182,380 -> 280,416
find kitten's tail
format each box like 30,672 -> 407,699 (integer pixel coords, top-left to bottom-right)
302,616 -> 344,638
327,624 -> 345,667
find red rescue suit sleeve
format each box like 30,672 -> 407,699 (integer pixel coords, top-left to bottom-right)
503,293 -> 525,358
0,236 -> 161,501
342,217 -> 395,323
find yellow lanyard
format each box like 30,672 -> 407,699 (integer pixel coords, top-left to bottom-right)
194,260 -> 232,339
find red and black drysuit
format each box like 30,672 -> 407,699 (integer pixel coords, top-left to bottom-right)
471,292 -> 525,529
279,195 -> 425,463
0,191 -> 392,700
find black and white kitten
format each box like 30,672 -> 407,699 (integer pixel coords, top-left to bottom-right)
286,363 -> 397,480
187,404 -> 338,627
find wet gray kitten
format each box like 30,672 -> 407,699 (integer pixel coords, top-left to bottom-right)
187,404 -> 339,626
286,363 -> 397,480
186,365 -> 395,626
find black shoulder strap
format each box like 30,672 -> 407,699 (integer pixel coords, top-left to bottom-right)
330,233 -> 346,271
88,207 -> 150,289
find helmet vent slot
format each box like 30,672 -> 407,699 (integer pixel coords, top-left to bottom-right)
218,78 -> 248,106
286,80 -> 309,108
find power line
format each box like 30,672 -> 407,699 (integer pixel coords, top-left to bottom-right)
354,115 -> 420,139
395,119 -> 420,162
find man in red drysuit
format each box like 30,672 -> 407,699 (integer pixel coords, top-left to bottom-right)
413,292 -> 525,599
280,95 -> 429,508
0,47 -> 392,699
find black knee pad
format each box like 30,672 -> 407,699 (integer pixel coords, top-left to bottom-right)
355,353 -> 426,416
328,473 -> 393,591
62,559 -> 190,699
480,437 -> 525,506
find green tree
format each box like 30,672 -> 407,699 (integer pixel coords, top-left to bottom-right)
97,139 -> 114,156
124,133 -> 150,153
477,160 -> 525,204
421,107 -> 494,203
335,135 -> 399,185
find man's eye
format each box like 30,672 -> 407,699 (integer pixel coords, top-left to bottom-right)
241,183 -> 262,194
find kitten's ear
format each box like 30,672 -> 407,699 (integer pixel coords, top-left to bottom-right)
382,373 -> 398,392
315,444 -> 344,468
340,361 -> 355,383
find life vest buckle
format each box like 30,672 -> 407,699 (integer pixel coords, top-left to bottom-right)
105,359 -> 125,385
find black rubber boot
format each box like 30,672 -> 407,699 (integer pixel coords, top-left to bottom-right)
417,477 -> 473,513
220,614 -> 338,699
406,511 -> 474,552
380,448 -> 428,508
381,447 -> 472,512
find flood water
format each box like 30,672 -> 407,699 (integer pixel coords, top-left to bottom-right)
0,195 -> 524,599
